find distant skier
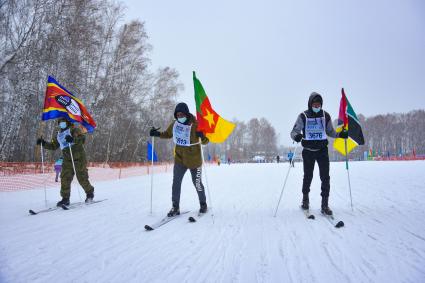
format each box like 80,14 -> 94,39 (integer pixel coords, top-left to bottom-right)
276,155 -> 280,163
54,157 -> 63,182
150,102 -> 209,217
36,117 -> 95,206
287,151 -> 294,167
290,92 -> 348,215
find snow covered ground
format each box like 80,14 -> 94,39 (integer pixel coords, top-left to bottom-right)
1,161 -> 425,283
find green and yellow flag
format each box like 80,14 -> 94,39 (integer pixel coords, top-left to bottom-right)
334,88 -> 365,156
193,72 -> 235,143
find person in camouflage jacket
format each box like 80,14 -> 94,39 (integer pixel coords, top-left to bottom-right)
37,117 -> 94,206
150,102 -> 209,217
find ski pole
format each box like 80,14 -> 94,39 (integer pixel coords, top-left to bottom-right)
150,136 -> 155,215
68,143 -> 82,201
273,144 -> 299,217
199,138 -> 214,224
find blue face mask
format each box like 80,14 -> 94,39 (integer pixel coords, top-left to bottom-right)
177,117 -> 187,124
59,122 -> 67,129
312,107 -> 321,113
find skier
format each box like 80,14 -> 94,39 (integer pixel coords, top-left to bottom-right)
287,151 -> 294,167
290,92 -> 348,215
276,155 -> 280,163
36,117 -> 95,206
149,102 -> 209,217
54,157 -> 63,182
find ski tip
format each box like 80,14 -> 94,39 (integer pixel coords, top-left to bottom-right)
144,225 -> 154,231
29,210 -> 37,215
335,221 -> 345,228
308,215 -> 315,220
61,205 -> 69,210
188,216 -> 196,222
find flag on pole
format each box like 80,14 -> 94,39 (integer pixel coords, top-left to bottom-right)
333,88 -> 365,156
42,76 -> 96,133
147,142 -> 158,162
193,72 -> 235,143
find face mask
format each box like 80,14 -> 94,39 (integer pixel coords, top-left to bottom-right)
177,117 -> 187,124
59,122 -> 67,129
312,107 -> 321,113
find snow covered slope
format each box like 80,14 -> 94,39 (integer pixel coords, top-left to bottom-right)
1,161 -> 424,283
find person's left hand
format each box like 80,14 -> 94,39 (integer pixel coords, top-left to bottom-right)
338,129 -> 348,139
65,135 -> 74,143
196,131 -> 205,138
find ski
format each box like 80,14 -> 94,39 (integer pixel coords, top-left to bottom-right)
188,211 -> 208,223
29,206 -> 61,215
301,207 -> 315,220
321,211 -> 344,228
60,199 -> 107,210
145,210 -> 190,231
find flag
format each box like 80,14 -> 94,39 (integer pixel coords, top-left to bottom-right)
147,142 -> 158,162
193,72 -> 235,143
42,76 -> 96,133
333,88 -> 365,156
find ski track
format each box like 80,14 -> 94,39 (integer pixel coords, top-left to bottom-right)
1,161 -> 425,282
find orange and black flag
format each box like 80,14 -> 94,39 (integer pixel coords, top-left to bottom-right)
193,72 -> 235,143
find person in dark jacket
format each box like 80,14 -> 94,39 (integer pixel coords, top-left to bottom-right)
290,92 -> 348,215
36,117 -> 95,206
150,102 -> 209,217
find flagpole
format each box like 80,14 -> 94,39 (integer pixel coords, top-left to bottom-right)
274,143 -> 299,217
68,143 -> 82,201
40,142 -> 47,207
199,138 -> 214,224
150,136 -> 155,215
344,138 -> 353,211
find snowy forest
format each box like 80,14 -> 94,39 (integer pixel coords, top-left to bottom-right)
1,1 -> 424,163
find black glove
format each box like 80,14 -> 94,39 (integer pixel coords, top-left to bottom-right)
149,127 -> 161,137
65,135 -> 74,143
338,129 -> 348,139
294,134 -> 303,143
196,131 -> 205,138
36,138 -> 46,146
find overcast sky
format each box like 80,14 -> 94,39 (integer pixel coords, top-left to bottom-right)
122,0 -> 425,146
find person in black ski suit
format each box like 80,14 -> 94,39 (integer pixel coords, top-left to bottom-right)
290,92 -> 348,215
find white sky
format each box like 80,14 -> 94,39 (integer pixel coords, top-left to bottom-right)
122,0 -> 425,146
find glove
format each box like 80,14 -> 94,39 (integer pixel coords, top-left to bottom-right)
149,127 -> 161,137
294,134 -> 303,143
36,138 -> 46,146
338,129 -> 348,139
65,135 -> 74,143
196,131 -> 205,138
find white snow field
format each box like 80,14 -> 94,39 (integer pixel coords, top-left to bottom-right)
1,161 -> 425,283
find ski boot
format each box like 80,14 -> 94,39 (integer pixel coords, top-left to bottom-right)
56,197 -> 70,207
321,197 -> 333,215
199,202 -> 208,214
85,192 -> 94,203
167,206 -> 180,217
301,194 -> 309,210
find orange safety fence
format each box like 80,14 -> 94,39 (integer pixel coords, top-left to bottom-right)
0,162 -> 173,192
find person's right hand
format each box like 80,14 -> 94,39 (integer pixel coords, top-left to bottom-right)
149,127 -> 161,137
294,134 -> 303,143
36,138 -> 46,146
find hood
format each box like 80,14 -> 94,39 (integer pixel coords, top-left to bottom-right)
308,92 -> 323,110
174,102 -> 190,119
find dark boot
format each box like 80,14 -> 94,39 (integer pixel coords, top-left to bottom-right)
301,194 -> 309,210
321,197 -> 333,215
199,202 -> 208,214
85,192 -> 94,203
167,205 -> 180,217
57,197 -> 70,207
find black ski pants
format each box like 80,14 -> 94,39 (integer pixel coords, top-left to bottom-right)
171,162 -> 207,207
302,147 -> 330,198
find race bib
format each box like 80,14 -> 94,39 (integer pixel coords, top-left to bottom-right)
173,122 -> 192,146
304,115 -> 327,141
57,128 -> 74,150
